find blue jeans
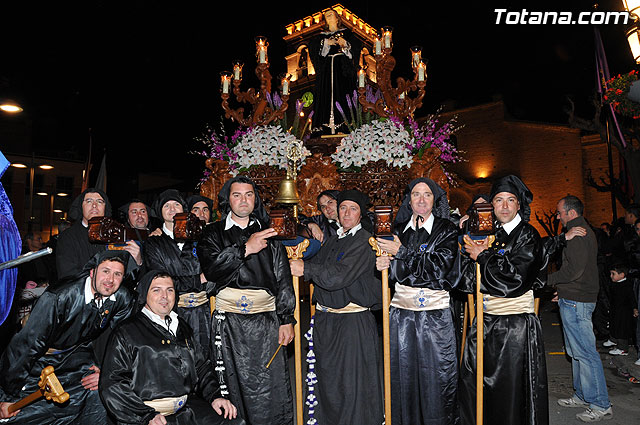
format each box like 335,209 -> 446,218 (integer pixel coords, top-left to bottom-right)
558,298 -> 610,410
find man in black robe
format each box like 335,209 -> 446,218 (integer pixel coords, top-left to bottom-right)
457,175 -> 548,425
99,270 -> 244,425
300,189 -> 340,243
0,250 -> 136,423
187,194 -> 214,224
118,198 -> 157,232
197,175 -> 295,425
56,188 -> 142,280
290,189 -> 383,425
143,189 -> 211,361
375,178 -> 459,425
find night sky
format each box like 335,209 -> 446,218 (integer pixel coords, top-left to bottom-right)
1,0 -> 635,207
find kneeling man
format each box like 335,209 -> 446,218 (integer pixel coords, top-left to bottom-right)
99,270 -> 244,425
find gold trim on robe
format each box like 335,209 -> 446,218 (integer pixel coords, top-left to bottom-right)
483,290 -> 535,315
215,287 -> 276,314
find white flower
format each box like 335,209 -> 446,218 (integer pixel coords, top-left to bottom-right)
331,119 -> 413,170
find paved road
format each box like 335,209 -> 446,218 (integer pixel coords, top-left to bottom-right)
540,294 -> 640,425
290,291 -> 640,424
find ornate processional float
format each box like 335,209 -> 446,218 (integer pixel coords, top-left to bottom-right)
193,5 -> 465,425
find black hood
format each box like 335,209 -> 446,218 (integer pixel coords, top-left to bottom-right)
217,176 -> 270,228
336,189 -> 373,233
489,175 -> 533,222
394,178 -> 450,229
68,188 -> 112,222
152,189 -> 187,220
136,269 -> 174,307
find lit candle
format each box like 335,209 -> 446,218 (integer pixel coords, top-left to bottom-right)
417,62 -> 426,82
358,68 -> 366,88
411,46 -> 422,69
282,76 -> 290,96
221,72 -> 232,94
255,36 -> 268,64
233,61 -> 243,81
382,26 -> 393,49
374,37 -> 382,55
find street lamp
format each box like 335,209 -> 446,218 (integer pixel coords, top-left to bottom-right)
623,0 -> 640,63
0,99 -> 23,113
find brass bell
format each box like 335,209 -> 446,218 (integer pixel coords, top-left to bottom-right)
274,176 -> 301,205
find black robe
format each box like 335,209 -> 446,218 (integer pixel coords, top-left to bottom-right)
300,214 -> 339,245
143,233 -> 211,360
56,221 -> 106,281
0,276 -> 135,424
197,220 -> 295,425
388,216 -> 459,425
99,312 -> 245,425
303,227 -> 383,425
456,220 -> 548,425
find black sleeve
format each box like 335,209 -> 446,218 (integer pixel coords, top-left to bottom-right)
98,328 -> 158,424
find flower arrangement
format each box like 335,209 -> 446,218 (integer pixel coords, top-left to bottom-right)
603,70 -> 640,119
230,124 -> 310,176
331,118 -> 414,171
192,112 -> 311,183
330,91 -> 465,172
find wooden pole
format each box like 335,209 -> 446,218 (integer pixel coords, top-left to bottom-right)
285,239 -> 309,425
309,283 -> 315,317
460,297 -> 469,367
475,262 -> 484,425
369,237 -> 392,425
534,297 -> 540,316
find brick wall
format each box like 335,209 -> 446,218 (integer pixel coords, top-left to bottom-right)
440,101 -> 623,235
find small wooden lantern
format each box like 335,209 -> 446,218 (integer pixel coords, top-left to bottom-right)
468,202 -> 495,236
270,208 -> 297,239
173,212 -> 205,241
373,205 -> 393,237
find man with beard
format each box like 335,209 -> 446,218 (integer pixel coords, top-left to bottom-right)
197,176 -> 295,425
290,189 -> 383,425
457,175 -> 548,425
119,199 -> 154,231
0,250 -> 136,423
375,178 -> 459,425
143,189 -> 211,361
56,188 -> 142,280
99,270 -> 244,425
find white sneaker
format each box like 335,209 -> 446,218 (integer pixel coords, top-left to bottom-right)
557,396 -> 589,408
608,348 -> 628,356
635,358 -> 640,366
576,407 -> 613,422
602,339 -> 616,347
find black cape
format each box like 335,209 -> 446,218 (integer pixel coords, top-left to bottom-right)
303,228 -> 384,425
388,216 -> 460,425
197,220 -> 295,425
456,220 -> 549,425
143,232 -> 211,359
99,311 -> 244,425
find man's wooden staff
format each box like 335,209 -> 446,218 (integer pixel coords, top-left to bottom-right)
8,366 -> 69,413
475,262 -> 484,425
369,237 -> 392,425
285,238 -> 310,425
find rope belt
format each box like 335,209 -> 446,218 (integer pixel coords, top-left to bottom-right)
391,284 -> 450,311
316,302 -> 368,314
483,290 -> 535,315
177,291 -> 209,308
143,395 -> 188,416
215,287 -> 275,314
